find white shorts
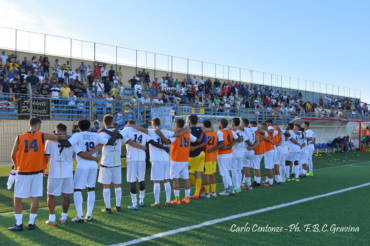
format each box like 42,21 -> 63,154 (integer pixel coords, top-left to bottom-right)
74,166 -> 98,189
217,157 -> 232,177
98,166 -> 122,185
273,148 -> 280,164
279,146 -> 289,166
254,155 -> 263,170
47,177 -> 74,196
151,161 -> 170,181
127,161 -> 146,183
264,150 -> 275,169
170,161 -> 189,179
243,150 -> 254,168
287,152 -> 300,162
14,173 -> 43,198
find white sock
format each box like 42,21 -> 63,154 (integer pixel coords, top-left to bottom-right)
139,189 -> 145,203
49,214 -> 56,222
174,189 -> 180,198
73,191 -> 83,218
61,213 -> 68,220
15,214 -> 22,226
222,176 -> 228,189
268,178 -> 274,185
115,187 -> 122,207
302,168 -> 307,175
285,166 -> 290,178
130,193 -> 137,207
255,176 -> 261,184
242,175 -> 246,184
246,177 -> 252,186
295,165 -> 299,179
29,213 -> 37,225
86,191 -> 95,217
103,188 -> 111,209
231,170 -> 239,188
309,159 -> 313,173
154,183 -> 160,204
164,182 -> 171,203
275,175 -> 280,183
185,189 -> 190,197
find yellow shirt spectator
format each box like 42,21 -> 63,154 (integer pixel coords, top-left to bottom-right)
60,86 -> 71,98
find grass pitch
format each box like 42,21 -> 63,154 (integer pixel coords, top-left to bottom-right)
0,152 -> 369,246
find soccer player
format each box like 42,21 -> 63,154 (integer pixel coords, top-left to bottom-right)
303,121 -> 315,176
231,118 -> 245,193
266,120 -> 282,184
67,119 -> 114,223
127,118 -> 176,208
158,118 -> 197,205
242,120 -> 259,189
213,118 -> 238,196
202,120 -> 218,198
98,114 -> 124,214
124,121 -> 152,210
262,126 -> 277,187
286,124 -> 304,182
45,123 -> 76,225
188,115 -> 207,199
279,127 -> 291,183
8,117 -> 68,231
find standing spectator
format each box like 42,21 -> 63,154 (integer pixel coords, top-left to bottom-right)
0,51 -> 8,65
60,83 -> 71,98
130,76 -> 137,88
134,81 -> 142,98
108,66 -> 115,82
50,83 -> 60,99
96,79 -> 105,96
79,62 -> 87,82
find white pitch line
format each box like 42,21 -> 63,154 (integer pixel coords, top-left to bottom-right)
111,182 -> 370,246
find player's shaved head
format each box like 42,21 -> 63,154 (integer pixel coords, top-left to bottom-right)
250,121 -> 257,127
152,118 -> 161,127
220,118 -> 228,128
189,115 -> 198,125
242,118 -> 249,126
56,123 -> 67,133
203,120 -> 212,128
29,117 -> 41,127
265,119 -> 273,125
232,118 -> 240,127
78,119 -> 91,131
128,120 -> 135,124
176,118 -> 185,128
103,114 -> 114,127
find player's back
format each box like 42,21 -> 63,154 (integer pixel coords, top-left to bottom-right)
69,131 -> 105,165
17,131 -> 46,173
204,131 -> 218,162
100,128 -> 122,167
126,128 -> 150,162
45,140 -> 74,178
233,129 -> 246,155
148,129 -> 172,162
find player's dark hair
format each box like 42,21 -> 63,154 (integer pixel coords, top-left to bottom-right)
78,119 -> 91,131
189,115 -> 198,125
265,119 -> 273,124
232,117 -> 240,126
152,117 -> 161,127
288,123 -> 294,129
304,121 -> 310,127
29,117 -> 41,127
220,118 -> 228,128
56,123 -> 67,132
128,120 -> 135,124
176,118 -> 185,128
103,114 -> 114,126
261,123 -> 267,127
242,118 -> 249,126
203,120 -> 211,128
250,121 -> 257,126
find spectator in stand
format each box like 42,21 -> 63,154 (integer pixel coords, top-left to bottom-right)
60,83 -> 71,98
134,81 -> 142,98
50,83 -> 60,99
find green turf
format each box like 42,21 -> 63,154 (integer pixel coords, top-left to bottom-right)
0,152 -> 369,245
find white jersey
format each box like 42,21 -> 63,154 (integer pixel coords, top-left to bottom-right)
68,131 -> 108,165
45,140 -> 74,178
281,130 -> 291,147
100,128 -> 123,167
289,130 -> 302,152
148,129 -> 173,162
233,129 -> 247,158
305,129 -> 315,145
125,128 -> 152,162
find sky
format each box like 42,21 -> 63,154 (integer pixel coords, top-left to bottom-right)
0,0 -> 369,103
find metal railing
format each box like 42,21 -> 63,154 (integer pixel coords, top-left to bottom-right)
0,92 -> 368,128
0,25 -> 362,102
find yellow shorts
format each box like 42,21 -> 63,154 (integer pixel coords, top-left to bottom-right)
188,151 -> 205,173
204,161 -> 217,175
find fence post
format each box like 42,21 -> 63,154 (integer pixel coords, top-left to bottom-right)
50,98 -> 52,120
15,29 -> 18,57
239,68 -> 241,83
43,34 -> 46,56
214,63 -> 217,80
70,38 -> 72,67
187,59 -> 189,75
135,49 -> 138,75
154,53 -> 157,80
93,42 -> 96,66
171,56 -> 173,78
28,82 -> 32,118
115,46 -> 118,72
